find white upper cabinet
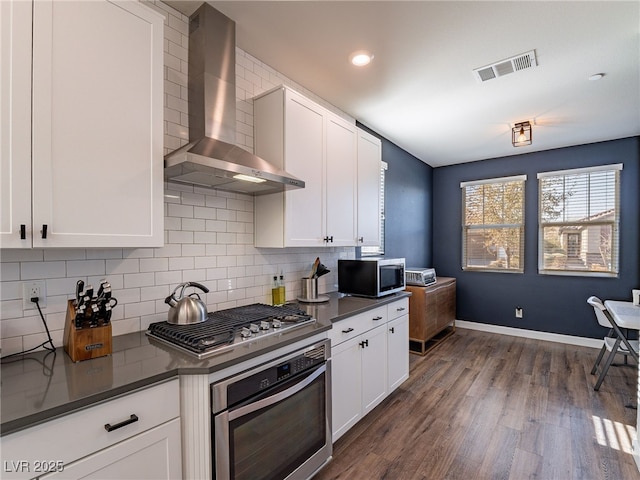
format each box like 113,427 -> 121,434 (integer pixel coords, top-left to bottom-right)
325,115 -> 357,246
1,0 -> 164,248
0,1 -> 33,248
254,86 -> 357,248
356,128 -> 382,247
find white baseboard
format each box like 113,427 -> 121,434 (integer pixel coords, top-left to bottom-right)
455,320 -> 603,349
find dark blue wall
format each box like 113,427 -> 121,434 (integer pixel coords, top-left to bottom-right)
357,122 -> 433,268
432,137 -> 640,338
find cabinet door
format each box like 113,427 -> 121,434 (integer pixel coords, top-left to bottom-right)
31,0 -> 163,248
356,129 -> 382,247
40,419 -> 182,480
387,314 -> 409,391
0,0 -> 32,248
325,115 -> 357,246
435,281 -> 456,331
331,336 -> 362,442
283,90 -> 325,246
361,324 -> 388,415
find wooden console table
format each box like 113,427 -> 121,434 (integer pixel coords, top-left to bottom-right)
406,277 -> 456,355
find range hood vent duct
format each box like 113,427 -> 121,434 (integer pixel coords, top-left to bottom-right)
164,4 -> 304,195
473,50 -> 538,83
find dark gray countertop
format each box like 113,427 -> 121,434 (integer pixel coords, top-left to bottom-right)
0,291 -> 409,436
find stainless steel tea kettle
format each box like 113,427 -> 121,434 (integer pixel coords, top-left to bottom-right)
164,282 -> 209,325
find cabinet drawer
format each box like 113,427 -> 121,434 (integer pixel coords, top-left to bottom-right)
329,306 -> 387,347
1,379 -> 179,480
387,298 -> 409,321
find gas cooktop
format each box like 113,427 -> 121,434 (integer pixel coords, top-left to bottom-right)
146,303 -> 315,359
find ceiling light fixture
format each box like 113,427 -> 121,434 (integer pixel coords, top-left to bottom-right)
512,121 -> 532,147
588,73 -> 605,81
349,50 -> 374,67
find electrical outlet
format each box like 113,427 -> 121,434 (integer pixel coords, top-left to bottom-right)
23,281 -> 46,310
515,307 -> 523,319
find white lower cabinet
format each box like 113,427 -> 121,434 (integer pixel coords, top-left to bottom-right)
39,419 -> 181,480
387,299 -> 410,391
330,300 -> 409,443
0,380 -> 181,480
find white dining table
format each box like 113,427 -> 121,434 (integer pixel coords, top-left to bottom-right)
604,300 -> 640,330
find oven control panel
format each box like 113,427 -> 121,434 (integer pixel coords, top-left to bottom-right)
223,342 -> 327,408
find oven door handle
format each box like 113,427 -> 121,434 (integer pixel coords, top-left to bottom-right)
228,364 -> 326,421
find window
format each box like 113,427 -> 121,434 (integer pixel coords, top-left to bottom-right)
361,162 -> 387,256
461,175 -> 526,272
538,164 -> 621,276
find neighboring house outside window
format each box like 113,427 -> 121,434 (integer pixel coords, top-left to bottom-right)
461,175 -> 526,273
538,164 -> 621,276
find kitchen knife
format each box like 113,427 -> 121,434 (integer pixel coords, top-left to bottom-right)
96,280 -> 106,299
90,303 -> 100,327
75,280 -> 84,306
85,285 -> 94,301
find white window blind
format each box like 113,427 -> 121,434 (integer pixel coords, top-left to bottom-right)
538,164 -> 622,276
361,161 -> 387,256
461,175 -> 526,272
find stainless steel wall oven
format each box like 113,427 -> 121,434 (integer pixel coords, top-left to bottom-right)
211,339 -> 332,480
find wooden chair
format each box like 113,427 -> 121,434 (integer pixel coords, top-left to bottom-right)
588,296 -> 639,391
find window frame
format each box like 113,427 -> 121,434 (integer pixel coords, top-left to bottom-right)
361,161 -> 387,257
460,174 -> 527,273
537,163 -> 622,277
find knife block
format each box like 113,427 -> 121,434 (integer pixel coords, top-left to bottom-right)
63,300 -> 112,362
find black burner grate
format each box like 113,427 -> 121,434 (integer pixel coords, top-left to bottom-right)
147,303 -> 312,354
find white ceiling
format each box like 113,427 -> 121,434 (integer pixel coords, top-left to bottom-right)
166,1 -> 640,168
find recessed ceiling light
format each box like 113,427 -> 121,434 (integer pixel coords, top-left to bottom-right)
349,50 -> 374,67
589,73 -> 605,81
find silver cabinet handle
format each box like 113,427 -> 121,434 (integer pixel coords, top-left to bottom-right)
396,307 -> 406,312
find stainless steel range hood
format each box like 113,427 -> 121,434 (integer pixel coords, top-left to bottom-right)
164,4 -> 304,195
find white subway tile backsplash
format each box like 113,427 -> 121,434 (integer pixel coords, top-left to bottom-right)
140,257 -> 169,273
169,257 -> 195,271
181,218 -> 206,231
106,258 -> 140,275
0,263 -> 20,282
154,243 -> 182,258
123,248 -> 155,259
21,261 -> 66,280
140,285 -> 170,302
168,203 -> 194,218
181,192 -> 206,206
154,270 -> 183,286
124,300 -> 157,318
0,281 -> 21,301
194,232 -> 217,244
124,273 -> 156,289
181,244 -> 206,257
168,230 -> 194,244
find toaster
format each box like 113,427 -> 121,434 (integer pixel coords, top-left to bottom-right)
405,267 -> 437,286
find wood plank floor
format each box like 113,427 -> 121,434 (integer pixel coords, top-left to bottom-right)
315,328 -> 640,480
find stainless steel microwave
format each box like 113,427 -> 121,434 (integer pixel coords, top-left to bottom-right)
338,258 -> 406,298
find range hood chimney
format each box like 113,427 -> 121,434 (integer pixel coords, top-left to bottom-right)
164,4 -> 304,195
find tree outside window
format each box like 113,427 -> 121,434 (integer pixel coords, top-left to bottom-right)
461,175 -> 526,272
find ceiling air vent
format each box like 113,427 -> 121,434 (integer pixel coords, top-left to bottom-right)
473,50 -> 537,83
